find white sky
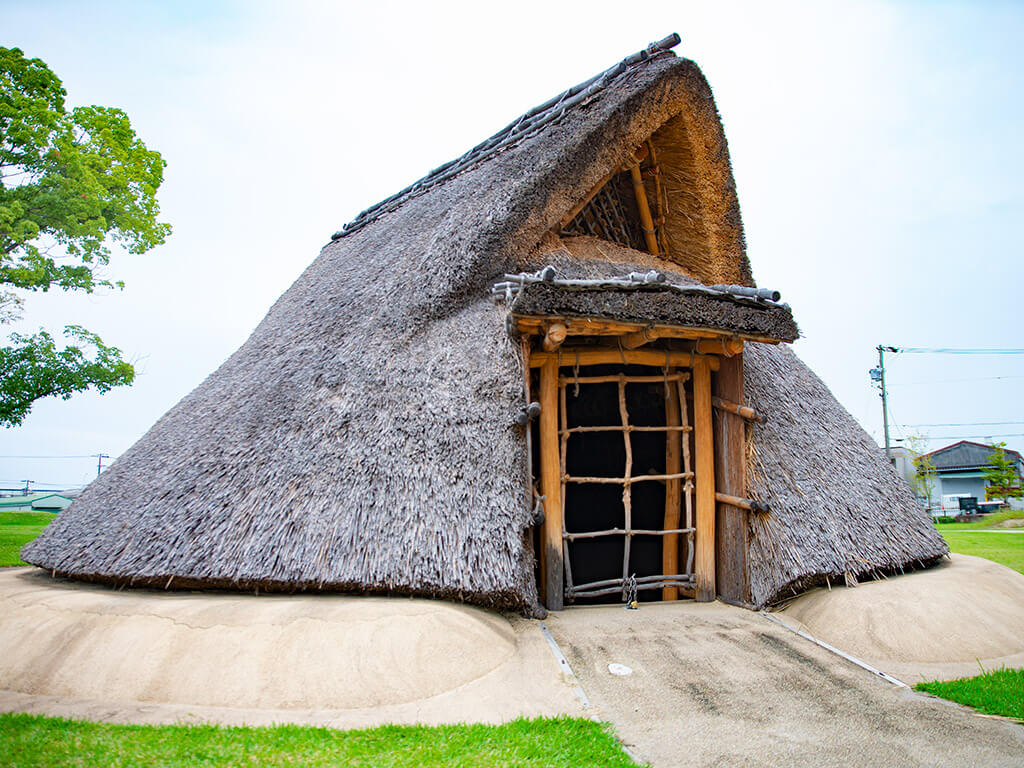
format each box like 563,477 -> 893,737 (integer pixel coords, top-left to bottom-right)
2,0 -> 1022,489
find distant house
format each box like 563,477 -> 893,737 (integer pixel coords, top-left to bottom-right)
921,441 -> 1024,512
890,446 -> 919,491
0,493 -> 72,513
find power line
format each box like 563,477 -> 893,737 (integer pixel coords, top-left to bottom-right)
0,480 -> 83,488
895,433 -> 1024,441
901,421 -> 1024,427
888,374 -> 1024,387
887,347 -> 1024,355
0,454 -> 103,459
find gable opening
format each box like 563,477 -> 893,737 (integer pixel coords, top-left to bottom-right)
552,109 -> 744,286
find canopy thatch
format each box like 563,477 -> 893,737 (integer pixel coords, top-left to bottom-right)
23,40 -> 945,610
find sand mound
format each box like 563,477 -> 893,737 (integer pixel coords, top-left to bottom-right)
779,554 -> 1024,682
0,568 -> 580,726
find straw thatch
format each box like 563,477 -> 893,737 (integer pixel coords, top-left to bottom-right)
23,40 -> 946,611
743,344 -> 947,606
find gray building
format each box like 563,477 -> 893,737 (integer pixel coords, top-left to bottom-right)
921,441 -> 1023,512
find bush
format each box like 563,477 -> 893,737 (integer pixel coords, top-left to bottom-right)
933,516 -> 956,524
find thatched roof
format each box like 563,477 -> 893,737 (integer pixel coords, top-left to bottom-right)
743,344 -> 947,605
23,38 -> 946,610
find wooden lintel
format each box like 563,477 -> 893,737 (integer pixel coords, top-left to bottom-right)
695,338 -> 744,356
622,328 -> 656,349
711,396 -> 764,423
530,348 -> 720,371
541,322 -> 567,352
510,314 -> 782,346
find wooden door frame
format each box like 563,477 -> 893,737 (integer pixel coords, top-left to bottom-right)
531,348 -> 720,609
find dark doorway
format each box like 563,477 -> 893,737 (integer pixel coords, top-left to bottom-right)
536,363 -> 696,605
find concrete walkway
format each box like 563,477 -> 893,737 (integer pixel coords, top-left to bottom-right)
546,600 -> 1024,768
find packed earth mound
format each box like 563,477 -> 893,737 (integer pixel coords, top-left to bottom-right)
778,554 -> 1024,683
0,569 -> 581,727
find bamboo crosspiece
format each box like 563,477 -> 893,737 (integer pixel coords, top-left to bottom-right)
557,368 -> 700,601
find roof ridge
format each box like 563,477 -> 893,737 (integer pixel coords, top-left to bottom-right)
331,33 -> 682,241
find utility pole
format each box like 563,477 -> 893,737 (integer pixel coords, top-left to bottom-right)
94,453 -> 110,478
869,346 -> 892,463
21,480 -> 31,496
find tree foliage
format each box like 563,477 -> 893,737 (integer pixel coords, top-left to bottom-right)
0,46 -> 169,426
905,434 -> 937,508
983,442 -> 1023,504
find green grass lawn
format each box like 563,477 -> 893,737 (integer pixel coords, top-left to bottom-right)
937,531 -> 1024,575
0,714 -> 640,768
0,512 -> 56,567
935,510 -> 1024,531
915,668 -> 1024,722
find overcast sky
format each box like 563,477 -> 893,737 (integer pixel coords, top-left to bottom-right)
2,0 -> 1022,490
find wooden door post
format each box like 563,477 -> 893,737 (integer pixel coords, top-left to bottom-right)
713,353 -> 750,605
692,357 -> 716,602
539,356 -> 564,610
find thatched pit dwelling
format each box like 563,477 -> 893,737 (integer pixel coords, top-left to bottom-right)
24,35 -> 946,614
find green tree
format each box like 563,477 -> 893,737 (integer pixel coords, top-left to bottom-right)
983,442 -> 1023,505
0,46 -> 169,427
905,434 -> 937,509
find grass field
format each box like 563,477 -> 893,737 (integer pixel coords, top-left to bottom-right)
935,510 -> 1024,532
937,531 -> 1024,575
0,714 -> 640,768
0,512 -> 55,567
915,668 -> 1024,722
